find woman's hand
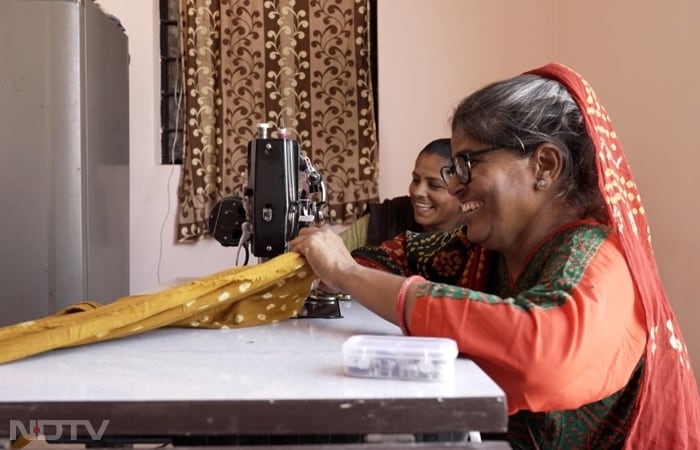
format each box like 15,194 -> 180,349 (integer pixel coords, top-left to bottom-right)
290,226 -> 408,325
288,227 -> 358,292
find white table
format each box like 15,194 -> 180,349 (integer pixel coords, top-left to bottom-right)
0,301 -> 507,444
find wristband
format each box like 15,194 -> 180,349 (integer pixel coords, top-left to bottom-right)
396,275 -> 426,335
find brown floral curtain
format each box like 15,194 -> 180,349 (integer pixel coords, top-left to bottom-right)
176,0 -> 379,242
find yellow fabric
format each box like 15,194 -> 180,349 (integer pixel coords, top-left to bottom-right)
11,436 -> 32,449
0,252 -> 313,365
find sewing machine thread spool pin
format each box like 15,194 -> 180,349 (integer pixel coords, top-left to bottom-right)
257,122 -> 269,139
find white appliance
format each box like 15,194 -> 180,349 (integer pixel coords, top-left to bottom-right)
0,0 -> 130,325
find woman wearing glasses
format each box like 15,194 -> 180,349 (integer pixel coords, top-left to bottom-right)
290,63 -> 700,448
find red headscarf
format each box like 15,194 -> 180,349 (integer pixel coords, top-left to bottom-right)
527,63 -> 700,449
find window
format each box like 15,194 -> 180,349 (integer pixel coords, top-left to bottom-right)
159,0 -> 183,164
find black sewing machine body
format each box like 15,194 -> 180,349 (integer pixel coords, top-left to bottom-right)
247,136 -> 301,258
208,123 -> 339,318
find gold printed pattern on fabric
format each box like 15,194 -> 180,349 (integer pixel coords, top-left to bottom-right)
582,78 -> 648,243
177,0 -> 379,242
0,253 -> 314,365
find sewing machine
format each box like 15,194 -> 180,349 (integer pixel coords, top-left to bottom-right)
208,123 -> 340,318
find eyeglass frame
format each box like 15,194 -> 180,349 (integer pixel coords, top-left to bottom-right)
440,145 -> 506,185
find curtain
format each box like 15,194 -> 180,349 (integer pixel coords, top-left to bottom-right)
176,0 -> 379,242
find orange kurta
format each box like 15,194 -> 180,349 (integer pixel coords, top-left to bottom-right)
409,222 -> 646,414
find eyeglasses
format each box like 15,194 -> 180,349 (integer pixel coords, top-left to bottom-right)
440,145 -> 505,185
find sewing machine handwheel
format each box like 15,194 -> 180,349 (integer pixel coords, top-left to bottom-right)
208,196 -> 246,247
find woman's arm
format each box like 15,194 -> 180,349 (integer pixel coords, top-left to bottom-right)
291,226 -> 478,324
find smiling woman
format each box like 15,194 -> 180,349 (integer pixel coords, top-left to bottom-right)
408,139 -> 464,232
339,138 -> 464,251
289,63 -> 700,448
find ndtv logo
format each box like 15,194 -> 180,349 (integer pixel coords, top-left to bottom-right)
9,419 -> 110,441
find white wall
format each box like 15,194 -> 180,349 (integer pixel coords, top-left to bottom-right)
375,0 -> 559,199
98,0 -> 700,377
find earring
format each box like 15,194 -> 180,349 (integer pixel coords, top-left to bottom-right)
536,179 -> 548,190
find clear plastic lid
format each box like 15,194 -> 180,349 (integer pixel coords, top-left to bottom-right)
342,335 -> 458,381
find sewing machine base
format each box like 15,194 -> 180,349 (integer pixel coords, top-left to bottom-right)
296,292 -> 343,319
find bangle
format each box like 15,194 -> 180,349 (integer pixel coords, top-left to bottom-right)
396,275 -> 426,335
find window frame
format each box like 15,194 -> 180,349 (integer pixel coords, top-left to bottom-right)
159,0 -> 183,164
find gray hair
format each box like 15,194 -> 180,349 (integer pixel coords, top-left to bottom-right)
451,74 -> 605,221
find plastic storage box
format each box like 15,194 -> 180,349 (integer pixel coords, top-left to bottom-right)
342,335 -> 458,381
